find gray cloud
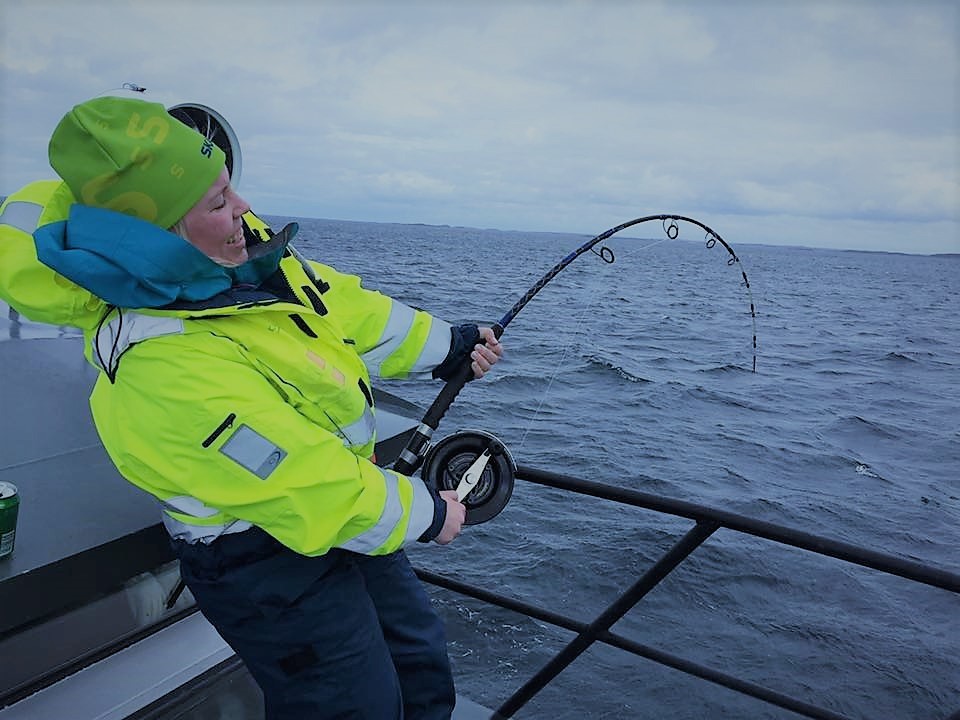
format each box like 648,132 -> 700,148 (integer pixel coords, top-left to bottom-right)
2,0 -> 957,253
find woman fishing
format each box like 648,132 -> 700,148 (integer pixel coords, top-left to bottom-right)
0,95 -> 503,719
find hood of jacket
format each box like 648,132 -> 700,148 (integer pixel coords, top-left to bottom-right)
33,204 -> 292,309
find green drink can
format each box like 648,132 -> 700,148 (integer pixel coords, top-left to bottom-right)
0,481 -> 20,560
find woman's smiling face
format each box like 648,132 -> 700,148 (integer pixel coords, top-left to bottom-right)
177,168 -> 251,267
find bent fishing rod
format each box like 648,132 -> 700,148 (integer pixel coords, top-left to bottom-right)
152,97 -> 754,521
393,214 -> 758,477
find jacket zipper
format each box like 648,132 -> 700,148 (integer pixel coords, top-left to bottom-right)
202,413 -> 236,448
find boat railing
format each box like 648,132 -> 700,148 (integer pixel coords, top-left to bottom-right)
414,464 -> 960,720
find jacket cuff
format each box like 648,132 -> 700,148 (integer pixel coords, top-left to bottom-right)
417,488 -> 448,542
431,323 -> 480,381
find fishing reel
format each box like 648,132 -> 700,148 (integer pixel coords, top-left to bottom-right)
420,430 -> 516,525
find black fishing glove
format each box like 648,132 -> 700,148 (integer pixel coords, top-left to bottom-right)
432,323 -> 481,381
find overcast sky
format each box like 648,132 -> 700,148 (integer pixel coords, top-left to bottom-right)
2,1 -> 957,254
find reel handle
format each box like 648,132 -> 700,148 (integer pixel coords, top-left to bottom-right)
420,430 -> 515,525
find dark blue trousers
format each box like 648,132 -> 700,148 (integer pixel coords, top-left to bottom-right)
173,528 -> 455,719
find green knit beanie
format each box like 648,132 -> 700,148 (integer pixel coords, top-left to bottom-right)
48,96 -> 226,229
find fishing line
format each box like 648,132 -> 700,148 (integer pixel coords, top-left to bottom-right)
514,236 -> 671,456
514,275 -> 598,457
394,215 -> 757,476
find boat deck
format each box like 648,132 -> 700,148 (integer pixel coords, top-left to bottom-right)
0,611 -> 492,720
0,326 -> 167,632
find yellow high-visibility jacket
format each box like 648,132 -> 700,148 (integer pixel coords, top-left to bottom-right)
0,180 -> 457,555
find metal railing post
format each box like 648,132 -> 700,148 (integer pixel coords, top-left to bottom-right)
493,519 -> 720,719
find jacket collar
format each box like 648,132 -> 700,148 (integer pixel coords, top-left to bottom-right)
33,205 -> 295,309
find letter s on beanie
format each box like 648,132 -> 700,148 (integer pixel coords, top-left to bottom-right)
48,96 -> 226,230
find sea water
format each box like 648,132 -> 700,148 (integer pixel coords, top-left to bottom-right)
283,216 -> 958,720
2,215 -> 954,719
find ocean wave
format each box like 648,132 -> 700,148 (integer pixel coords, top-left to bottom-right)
820,414 -> 903,442
698,363 -> 749,374
814,367 -> 860,377
682,385 -> 764,411
883,351 -> 918,363
582,354 -> 652,383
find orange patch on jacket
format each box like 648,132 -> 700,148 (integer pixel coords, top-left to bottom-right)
306,351 -> 346,386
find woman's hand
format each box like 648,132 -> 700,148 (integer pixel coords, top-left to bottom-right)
470,326 -> 503,379
434,490 -> 466,544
